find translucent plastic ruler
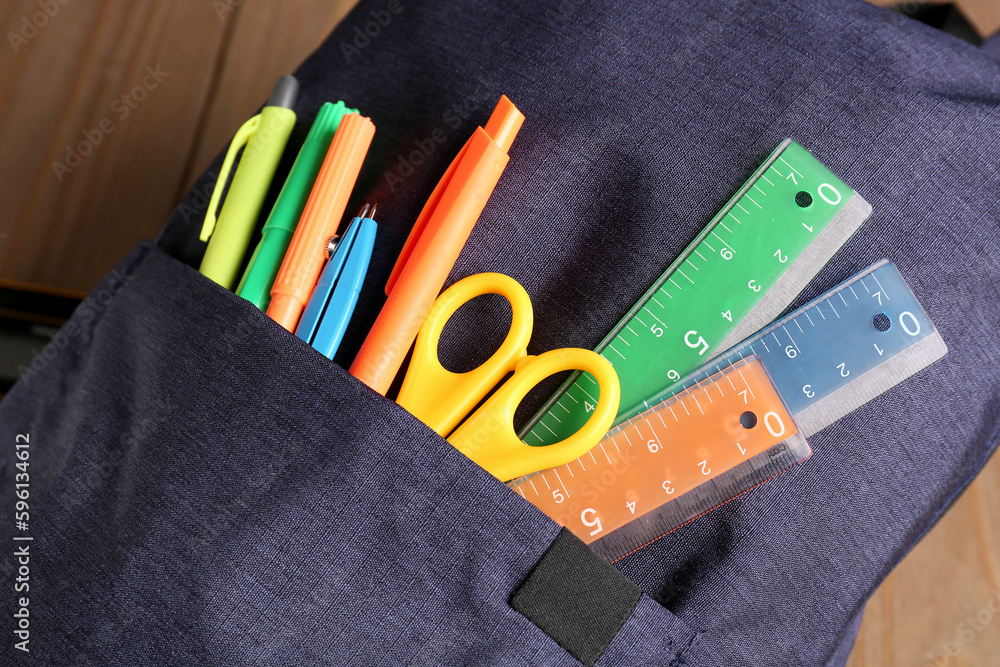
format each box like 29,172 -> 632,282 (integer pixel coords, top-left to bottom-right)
510,261 -> 946,562
511,357 -> 808,561
522,139 -> 872,446
620,260 -> 948,435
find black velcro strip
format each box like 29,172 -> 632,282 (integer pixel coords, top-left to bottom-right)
511,528 -> 641,666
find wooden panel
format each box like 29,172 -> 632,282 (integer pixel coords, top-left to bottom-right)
182,1 -> 360,196
847,455 -> 1000,666
0,0 -> 358,293
868,0 -> 1000,37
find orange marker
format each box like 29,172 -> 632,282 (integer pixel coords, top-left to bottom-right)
267,112 -> 375,331
349,96 -> 524,394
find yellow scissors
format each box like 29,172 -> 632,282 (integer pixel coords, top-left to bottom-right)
396,272 -> 620,481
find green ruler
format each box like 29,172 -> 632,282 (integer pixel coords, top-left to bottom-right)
522,139 -> 872,446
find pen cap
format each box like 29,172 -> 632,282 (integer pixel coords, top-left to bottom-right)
199,102 -> 298,289
482,95 -> 524,154
384,96 -> 525,296
235,101 -> 359,310
267,112 -> 376,332
351,98 -> 524,395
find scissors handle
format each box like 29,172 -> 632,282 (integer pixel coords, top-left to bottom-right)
448,348 -> 620,482
396,273 -> 533,436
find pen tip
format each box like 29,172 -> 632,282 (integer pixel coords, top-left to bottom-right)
356,203 -> 371,220
368,203 -> 377,221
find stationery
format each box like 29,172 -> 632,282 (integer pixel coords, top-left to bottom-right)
519,139 -> 873,447
267,112 -> 375,332
295,204 -> 378,359
199,75 -> 299,289
395,272 -> 619,481
509,261 -> 947,562
236,100 -> 358,310
349,95 -> 525,394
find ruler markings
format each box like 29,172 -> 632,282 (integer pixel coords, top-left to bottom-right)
784,325 -> 798,350
694,249 -> 707,261
589,450 -> 598,465
678,269 -> 695,284
565,463 -> 574,477
839,292 -> 849,308
669,278 -> 682,290
686,259 -> 699,271
549,412 -> 563,423
872,273 -> 890,300
719,221 -> 734,234
710,231 -> 735,253
730,213 -> 742,224
645,308 -> 666,327
625,324 -> 637,336
736,203 -> 750,215
552,468 -> 569,497
849,285 -> 859,300
541,473 -> 551,489
754,183 -> 768,196
529,478 -> 538,494
702,387 -> 714,404
635,315 -> 648,327
760,172 -> 774,186
702,239 -> 716,252
650,295 -> 664,308
829,301 -> 840,318
746,194 -> 763,209
860,277 -> 871,293
680,399 -> 690,416
779,155 -> 803,177
816,305 -> 826,320
738,368 -> 756,400
600,443 -> 612,464
761,337 -> 770,353
805,311 -> 815,327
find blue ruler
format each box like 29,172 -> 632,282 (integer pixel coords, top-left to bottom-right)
620,260 -> 948,435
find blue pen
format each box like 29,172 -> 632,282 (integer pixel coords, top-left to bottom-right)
295,204 -> 378,360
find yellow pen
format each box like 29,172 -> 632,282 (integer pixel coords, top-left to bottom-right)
199,75 -> 299,289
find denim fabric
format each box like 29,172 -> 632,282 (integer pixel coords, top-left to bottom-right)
3,0 -> 1000,664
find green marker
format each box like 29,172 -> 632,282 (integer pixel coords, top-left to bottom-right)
236,101 -> 358,310
199,75 -> 299,290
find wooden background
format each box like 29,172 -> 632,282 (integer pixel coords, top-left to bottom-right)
1,1 -> 997,664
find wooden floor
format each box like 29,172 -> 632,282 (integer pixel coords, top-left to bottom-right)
1,2 -> 997,664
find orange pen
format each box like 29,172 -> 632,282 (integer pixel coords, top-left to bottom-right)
267,112 -> 375,331
349,96 -> 524,394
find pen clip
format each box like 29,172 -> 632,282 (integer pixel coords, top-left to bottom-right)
199,114 -> 262,242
